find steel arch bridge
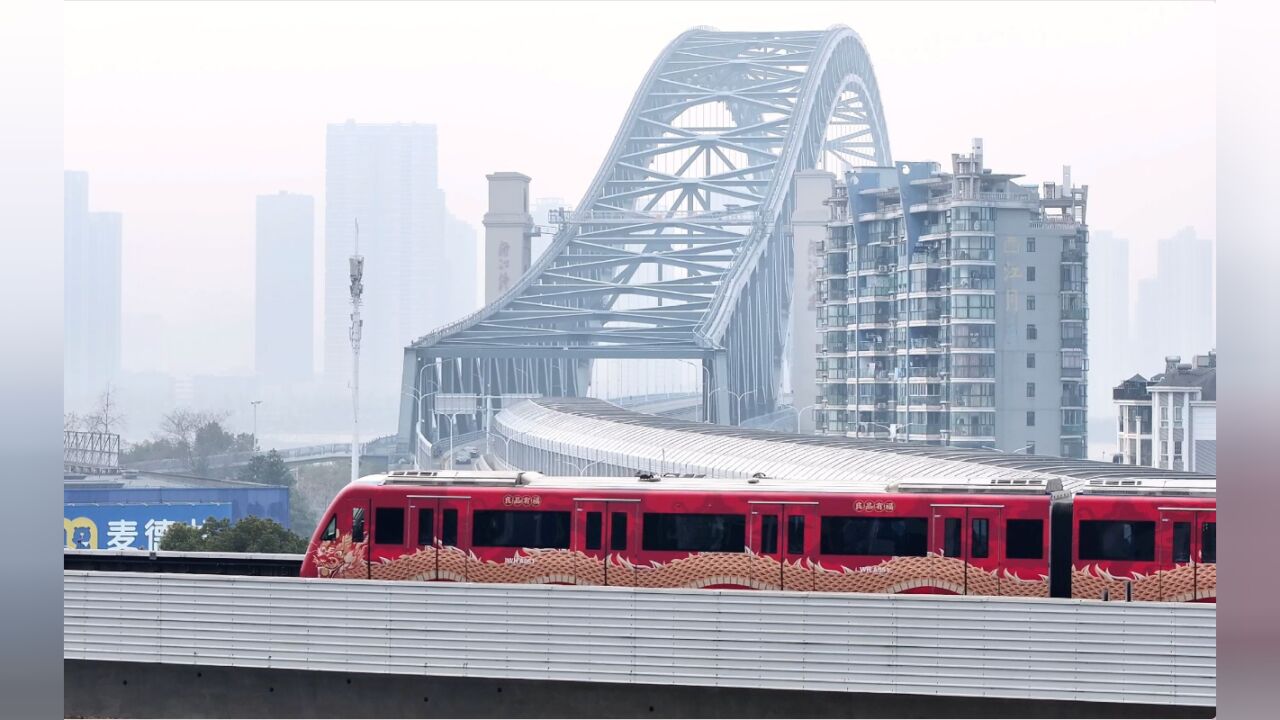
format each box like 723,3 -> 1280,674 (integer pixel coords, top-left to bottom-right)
400,26 -> 891,447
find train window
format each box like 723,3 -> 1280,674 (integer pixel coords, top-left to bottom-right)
944,518 -> 961,558
1201,522 -> 1216,563
374,508 -> 405,545
1172,522 -> 1191,563
441,509 -> 458,547
642,513 -> 746,553
585,512 -> 602,551
352,507 -> 366,543
610,512 -> 628,551
320,515 -> 337,542
473,510 -> 572,549
1006,519 -> 1044,559
417,508 -> 434,546
1078,520 -> 1155,562
787,516 -> 805,555
971,518 -> 989,559
759,515 -> 778,554
820,517 -> 928,557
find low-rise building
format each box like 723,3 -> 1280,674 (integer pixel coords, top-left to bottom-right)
1113,352 -> 1216,472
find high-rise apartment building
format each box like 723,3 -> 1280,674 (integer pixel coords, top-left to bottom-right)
324,121 -> 447,403
813,140 -> 1090,458
255,191 -> 314,386
1133,227 -> 1214,370
64,171 -> 122,409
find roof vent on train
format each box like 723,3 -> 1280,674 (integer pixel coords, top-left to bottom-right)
383,470 -> 544,486
887,477 -> 1062,494
1077,477 -> 1216,496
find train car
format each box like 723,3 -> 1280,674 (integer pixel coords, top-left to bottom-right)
1067,477 -> 1217,602
301,471 -> 1061,598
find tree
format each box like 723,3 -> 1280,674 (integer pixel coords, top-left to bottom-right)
64,411 -> 84,432
158,408 -> 226,470
159,516 -> 308,554
237,451 -> 293,487
84,385 -> 125,435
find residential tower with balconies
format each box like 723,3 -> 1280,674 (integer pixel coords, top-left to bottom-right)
813,139 -> 1090,458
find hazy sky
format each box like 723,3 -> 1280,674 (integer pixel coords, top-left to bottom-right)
65,1 -> 1215,375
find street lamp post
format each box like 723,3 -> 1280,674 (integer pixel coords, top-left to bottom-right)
675,359 -> 714,422
791,403 -> 819,432
724,388 -> 759,426
249,400 -> 262,451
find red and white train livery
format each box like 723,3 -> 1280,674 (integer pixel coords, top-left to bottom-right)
300,471 -> 1216,602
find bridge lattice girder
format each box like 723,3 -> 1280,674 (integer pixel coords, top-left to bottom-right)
401,26 -> 891,445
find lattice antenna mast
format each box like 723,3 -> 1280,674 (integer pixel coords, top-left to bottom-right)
349,219 -> 364,484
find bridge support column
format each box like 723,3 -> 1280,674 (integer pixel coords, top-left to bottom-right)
710,352 -> 730,425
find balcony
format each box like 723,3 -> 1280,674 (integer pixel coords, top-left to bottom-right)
907,367 -> 943,380
855,341 -> 890,353
905,394 -> 943,407
950,219 -> 995,233
908,337 -> 943,351
909,252 -> 941,266
1060,307 -> 1088,321
1061,337 -> 1087,350
1060,367 -> 1084,379
951,249 -> 995,262
949,425 -> 996,438
1061,249 -> 1086,263
1061,394 -> 1087,408
1061,423 -> 1087,436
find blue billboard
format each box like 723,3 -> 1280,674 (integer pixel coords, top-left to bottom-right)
64,502 -> 232,550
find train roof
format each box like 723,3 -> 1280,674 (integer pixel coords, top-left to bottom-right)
357,470 -> 1069,496
355,470 -> 1213,499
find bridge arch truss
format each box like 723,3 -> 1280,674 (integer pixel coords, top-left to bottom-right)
401,26 -> 892,446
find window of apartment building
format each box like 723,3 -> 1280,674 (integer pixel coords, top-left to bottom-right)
1026,295 -> 1036,311
951,354 -> 996,379
1026,237 -> 1036,253
1174,440 -> 1183,462
1161,405 -> 1169,423
951,294 -> 995,320
1174,405 -> 1183,423
1026,382 -> 1036,398
1026,353 -> 1036,369
1026,266 -> 1036,282
1026,411 -> 1036,427
1026,324 -> 1037,340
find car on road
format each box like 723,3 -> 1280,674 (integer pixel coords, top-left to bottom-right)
452,452 -> 472,465
465,446 -> 480,459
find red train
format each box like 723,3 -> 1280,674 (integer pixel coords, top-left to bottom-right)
301,471 -> 1216,602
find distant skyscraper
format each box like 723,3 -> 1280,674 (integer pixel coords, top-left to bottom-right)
256,191 -> 314,386
324,121 -> 447,404
1087,230 -> 1130,421
441,210 -> 481,320
64,171 -> 122,409
1133,227 -> 1214,370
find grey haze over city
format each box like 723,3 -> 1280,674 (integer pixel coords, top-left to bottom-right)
63,1 -> 1215,459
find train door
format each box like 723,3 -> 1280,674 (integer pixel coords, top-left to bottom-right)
1159,507 -> 1216,601
573,499 -> 639,586
748,502 -> 816,591
407,496 -> 471,582
931,504 -> 1004,595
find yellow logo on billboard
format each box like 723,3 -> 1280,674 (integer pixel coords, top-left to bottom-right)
64,516 -> 98,549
